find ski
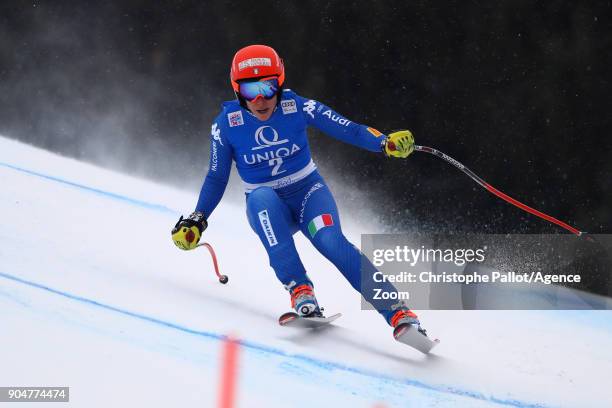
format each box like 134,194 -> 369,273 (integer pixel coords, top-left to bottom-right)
393,323 -> 440,354
278,312 -> 342,328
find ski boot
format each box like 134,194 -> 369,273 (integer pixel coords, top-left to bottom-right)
390,308 -> 439,353
289,283 -> 322,318
389,308 -> 428,338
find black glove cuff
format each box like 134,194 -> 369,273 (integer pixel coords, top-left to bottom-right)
188,211 -> 208,231
172,211 -> 208,234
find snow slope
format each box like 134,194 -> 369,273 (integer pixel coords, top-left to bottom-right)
1,135 -> 611,407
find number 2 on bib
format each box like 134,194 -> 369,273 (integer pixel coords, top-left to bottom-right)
269,158 -> 286,176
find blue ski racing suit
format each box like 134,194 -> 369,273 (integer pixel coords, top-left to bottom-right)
195,89 -> 402,324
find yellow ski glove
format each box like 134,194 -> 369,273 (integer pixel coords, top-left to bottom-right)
383,130 -> 415,158
171,211 -> 207,250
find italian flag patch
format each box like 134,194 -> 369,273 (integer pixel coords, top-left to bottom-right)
308,214 -> 334,238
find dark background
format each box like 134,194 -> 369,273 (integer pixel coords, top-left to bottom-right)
1,1 -> 610,234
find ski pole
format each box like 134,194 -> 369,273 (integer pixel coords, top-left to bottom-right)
197,242 -> 229,284
413,145 -> 587,237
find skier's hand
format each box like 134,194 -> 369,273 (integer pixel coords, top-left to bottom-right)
171,211 -> 208,250
383,130 -> 415,158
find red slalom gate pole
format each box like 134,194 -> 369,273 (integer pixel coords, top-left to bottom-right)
197,242 -> 229,284
414,145 -> 587,237
218,336 -> 240,408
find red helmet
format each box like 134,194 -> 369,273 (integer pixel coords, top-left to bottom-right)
230,45 -> 285,92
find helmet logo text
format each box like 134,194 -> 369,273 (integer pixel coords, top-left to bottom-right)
238,58 -> 271,71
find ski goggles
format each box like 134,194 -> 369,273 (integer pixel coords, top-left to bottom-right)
238,77 -> 279,101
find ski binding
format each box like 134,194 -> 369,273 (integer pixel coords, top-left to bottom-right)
278,311 -> 342,328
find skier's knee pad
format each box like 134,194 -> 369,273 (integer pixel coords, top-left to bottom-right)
246,187 -> 281,229
247,186 -> 280,211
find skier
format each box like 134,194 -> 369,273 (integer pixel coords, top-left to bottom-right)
171,44 -> 428,339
